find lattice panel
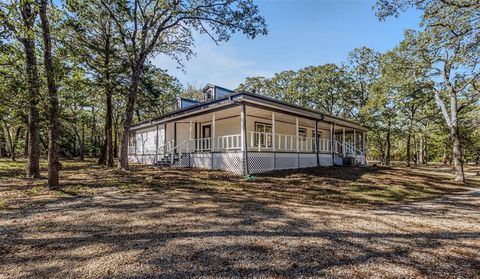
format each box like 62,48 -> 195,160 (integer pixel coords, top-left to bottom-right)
213,152 -> 244,174
334,155 -> 343,166
248,152 -> 275,174
299,154 -> 317,168
319,154 -> 334,166
172,154 -> 190,168
275,153 -> 298,170
191,153 -> 212,169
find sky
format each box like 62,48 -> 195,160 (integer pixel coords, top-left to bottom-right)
152,0 -> 422,90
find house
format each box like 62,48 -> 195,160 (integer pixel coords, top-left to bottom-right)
128,84 -> 367,175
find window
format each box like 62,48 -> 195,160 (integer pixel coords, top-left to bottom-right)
312,130 -> 322,140
255,122 -> 272,147
298,128 -> 307,140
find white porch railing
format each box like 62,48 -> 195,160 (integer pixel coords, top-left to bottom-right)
213,134 -> 242,150
129,133 -> 363,158
247,131 -> 334,153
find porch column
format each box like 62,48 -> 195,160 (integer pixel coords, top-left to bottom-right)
173,122 -> 177,149
241,108 -> 245,151
241,104 -> 249,175
188,119 -> 192,153
295,117 -> 299,152
212,112 -> 216,151
315,120 -> 319,167
353,130 -> 356,151
362,131 -> 366,154
272,112 -> 276,151
155,125 -> 159,162
342,128 -> 345,156
331,122 -> 335,164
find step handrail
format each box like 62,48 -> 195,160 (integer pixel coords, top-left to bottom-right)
334,140 -> 363,156
164,139 -> 191,164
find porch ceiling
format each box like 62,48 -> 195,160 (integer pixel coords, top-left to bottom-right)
175,106 -> 241,124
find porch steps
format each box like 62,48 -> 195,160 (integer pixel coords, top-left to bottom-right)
155,153 -> 178,166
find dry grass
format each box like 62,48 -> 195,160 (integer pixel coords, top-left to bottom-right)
0,159 -> 479,278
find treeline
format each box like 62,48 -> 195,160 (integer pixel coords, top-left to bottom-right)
237,1 -> 480,183
1,0 -> 479,185
0,0 -> 267,187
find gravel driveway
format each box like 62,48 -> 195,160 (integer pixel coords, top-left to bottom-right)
0,164 -> 479,278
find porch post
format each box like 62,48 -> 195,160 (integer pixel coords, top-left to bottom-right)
362,131 -> 366,155
155,125 -> 159,163
212,112 -> 216,151
272,112 -> 276,170
241,104 -> 249,175
295,117 -> 299,152
353,130 -> 356,151
315,120 -> 319,166
272,112 -> 276,151
342,128 -> 345,156
331,122 -> 335,164
188,119 -> 192,153
174,122 -> 177,149
164,123 -> 167,156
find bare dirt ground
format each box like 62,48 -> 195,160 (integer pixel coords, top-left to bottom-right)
0,160 -> 479,278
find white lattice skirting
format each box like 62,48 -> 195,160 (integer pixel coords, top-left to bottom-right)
247,152 -> 334,174
129,151 -> 337,175
190,152 -> 244,174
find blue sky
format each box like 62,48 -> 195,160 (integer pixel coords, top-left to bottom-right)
152,0 -> 421,90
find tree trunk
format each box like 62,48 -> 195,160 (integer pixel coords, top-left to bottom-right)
0,128 -> 3,158
24,131 -> 29,158
20,1 -> 41,178
386,119 -> 391,166
80,123 -> 85,161
406,132 -> 411,167
73,133 -> 76,158
114,127 -> 118,158
442,142 -> 448,164
100,25 -> 114,167
418,136 -> 422,164
119,65 -> 143,170
2,120 -> 14,161
40,0 -> 60,187
98,142 -> 107,164
12,127 -> 22,162
423,138 -> 428,165
105,86 -> 114,167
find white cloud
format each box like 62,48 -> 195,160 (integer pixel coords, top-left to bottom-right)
151,37 -> 272,90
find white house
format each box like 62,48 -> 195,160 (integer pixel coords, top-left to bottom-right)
128,84 -> 367,175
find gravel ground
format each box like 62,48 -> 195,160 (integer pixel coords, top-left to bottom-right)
0,162 -> 479,278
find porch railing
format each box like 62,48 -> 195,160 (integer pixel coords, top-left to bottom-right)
247,131 -> 333,153
129,133 -> 363,157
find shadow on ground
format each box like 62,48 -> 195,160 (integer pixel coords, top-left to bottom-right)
0,160 -> 479,278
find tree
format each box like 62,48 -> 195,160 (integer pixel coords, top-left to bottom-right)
292,64 -> 354,118
376,0 -> 480,182
39,0 -> 60,187
136,64 -> 183,119
66,0 -> 123,167
380,48 -> 433,166
346,47 -> 380,120
0,0 -> 42,178
99,0 -> 268,170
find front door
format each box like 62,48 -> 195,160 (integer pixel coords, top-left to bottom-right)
202,125 -> 211,150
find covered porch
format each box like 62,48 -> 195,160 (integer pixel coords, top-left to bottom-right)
129,101 -> 366,174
